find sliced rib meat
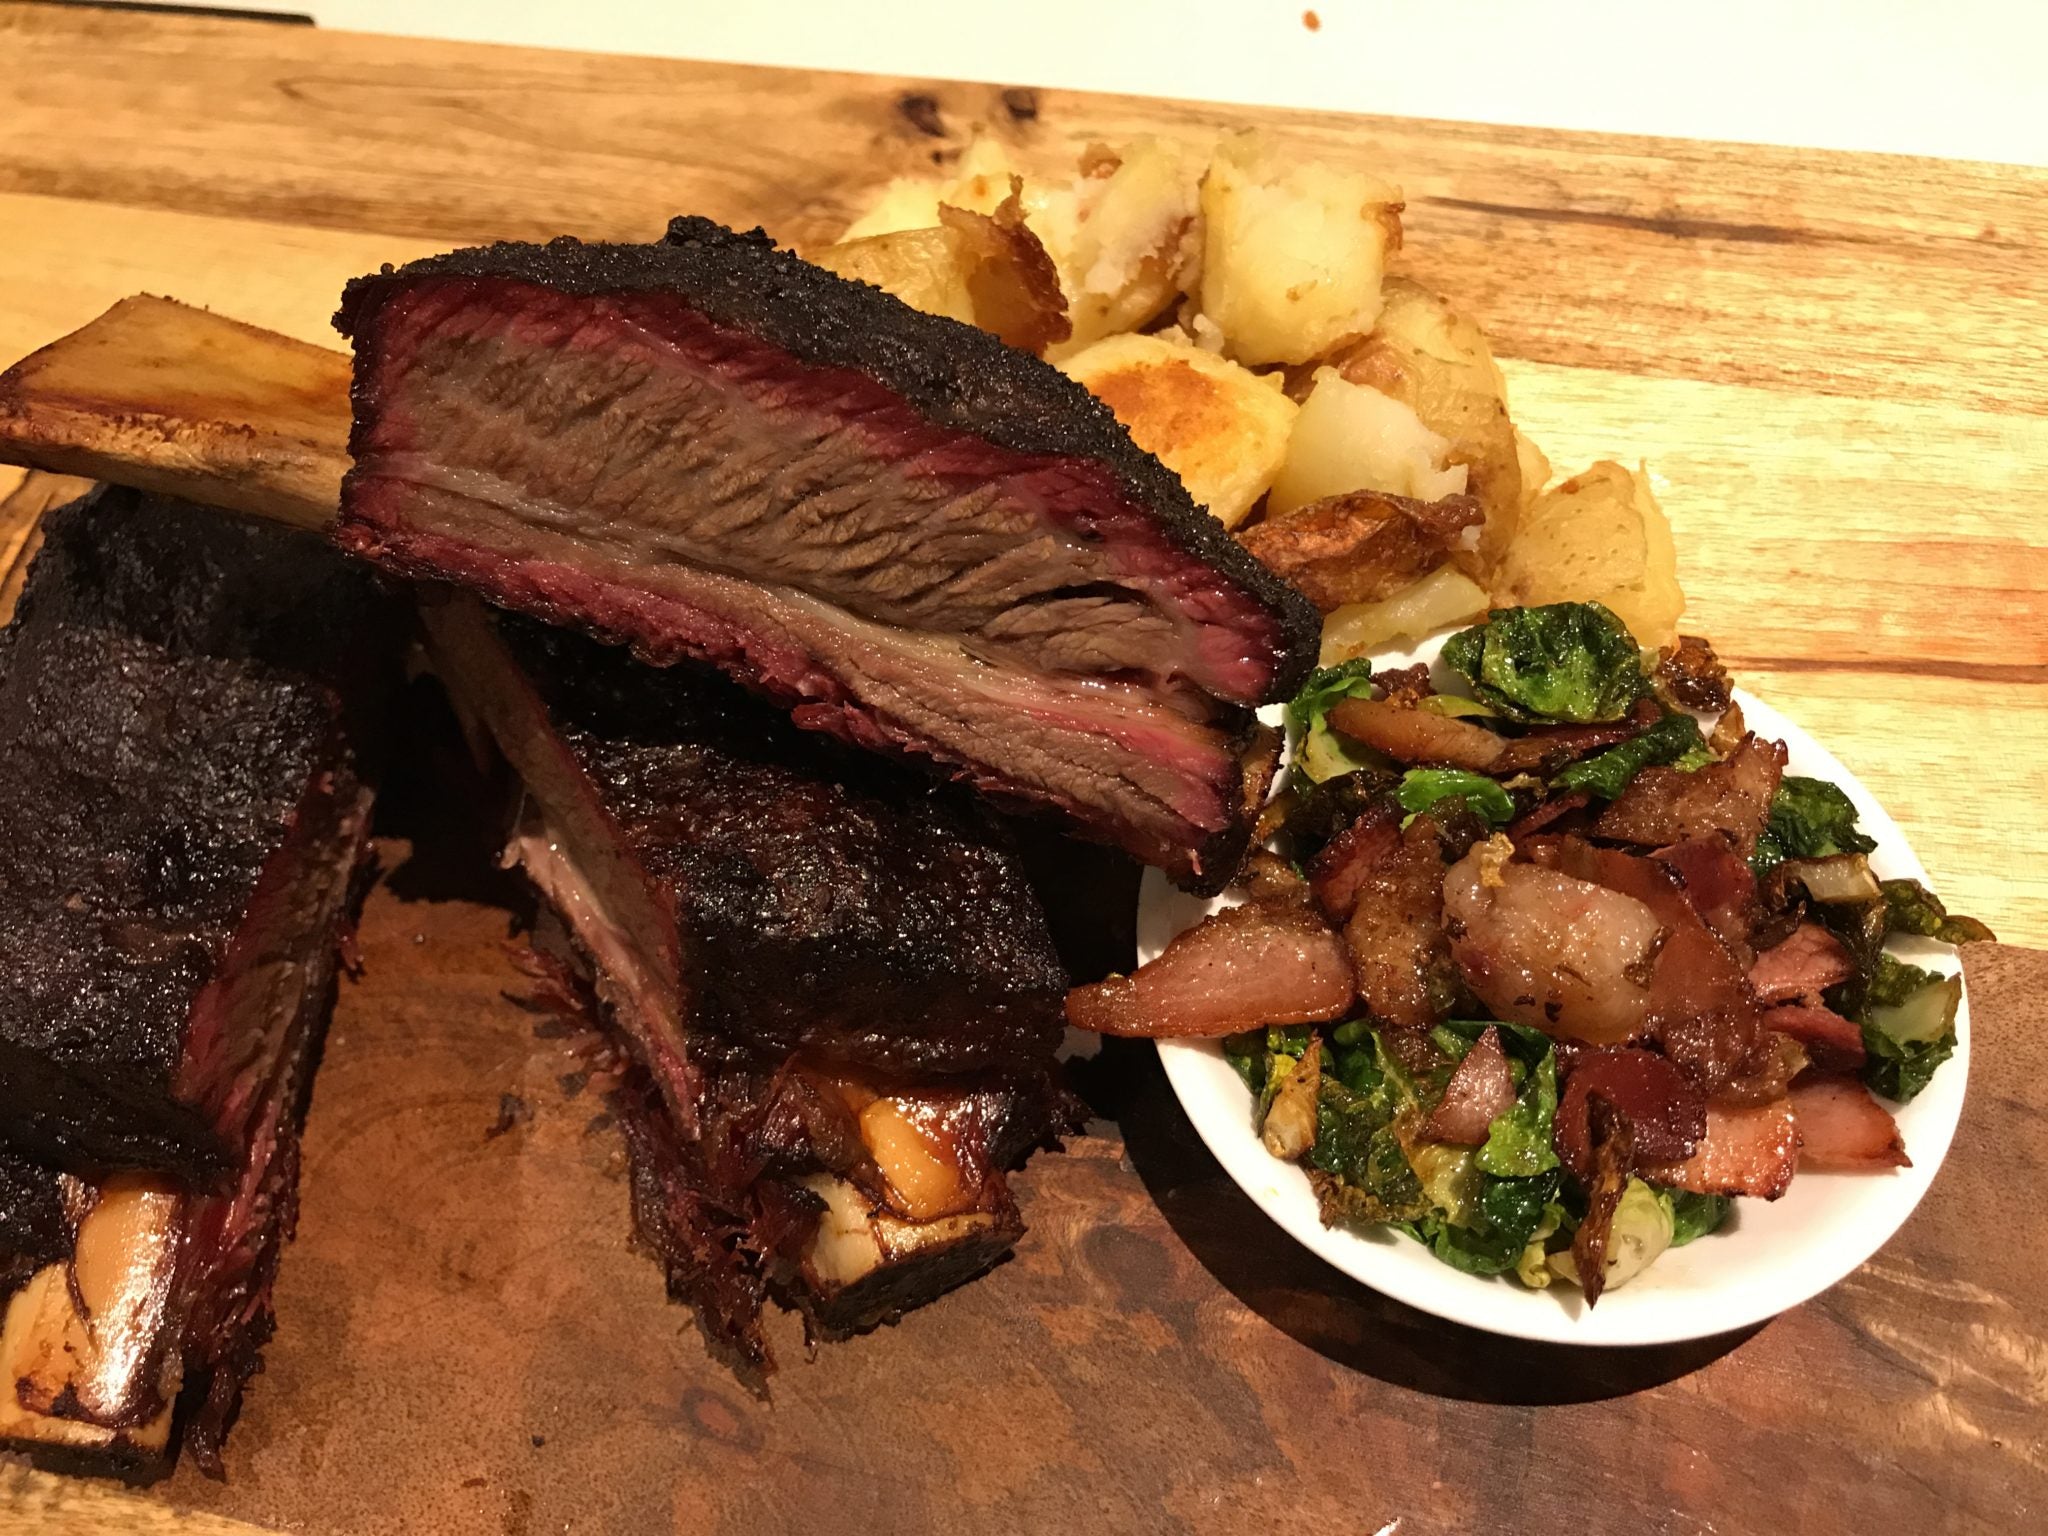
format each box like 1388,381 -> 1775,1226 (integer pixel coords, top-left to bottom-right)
0,489 -> 396,1473
335,222 -> 1319,893
428,599 -> 1071,1093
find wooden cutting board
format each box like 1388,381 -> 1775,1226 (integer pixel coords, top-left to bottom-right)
0,6 -> 2044,1533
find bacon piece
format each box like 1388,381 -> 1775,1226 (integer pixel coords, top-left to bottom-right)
1654,835 -> 1759,961
1489,707 -> 1652,775
1766,1002 -> 1866,1072
1505,789 -> 1592,843
1528,837 -> 1763,1091
1553,1047 -> 1706,1180
1307,801 -> 1401,923
1342,816 -> 1459,1030
1594,733 -> 1787,858
1420,1026 -> 1516,1145
1792,1079 -> 1910,1171
1065,898 -> 1353,1037
1327,695 -> 1505,771
1442,847 -> 1662,1045
1749,924 -> 1856,1004
1641,1098 -> 1798,1199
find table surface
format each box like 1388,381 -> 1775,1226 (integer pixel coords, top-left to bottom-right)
194,0 -> 2048,167
0,5 -> 2043,1532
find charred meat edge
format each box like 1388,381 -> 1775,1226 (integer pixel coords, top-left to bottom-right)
335,223 -> 1317,892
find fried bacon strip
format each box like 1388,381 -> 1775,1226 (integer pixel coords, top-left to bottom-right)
1064,897 -> 1353,1037
1419,1026 -> 1516,1145
1791,1079 -> 1909,1171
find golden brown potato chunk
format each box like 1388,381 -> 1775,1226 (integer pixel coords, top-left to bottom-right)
1041,136 -> 1203,358
1062,333 -> 1295,528
815,190 -> 1070,355
1238,488 -> 1483,612
1317,566 -> 1492,664
840,139 -> 1023,238
1269,367 -> 1467,515
1336,278 -> 1522,573
1495,461 -> 1685,646
1198,131 -> 1402,367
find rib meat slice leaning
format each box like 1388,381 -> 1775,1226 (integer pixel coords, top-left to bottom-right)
338,219 -> 1318,893
422,593 -> 1076,1367
0,487 -> 398,1473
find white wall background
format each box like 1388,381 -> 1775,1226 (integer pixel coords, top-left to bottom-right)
251,1 -> 2048,165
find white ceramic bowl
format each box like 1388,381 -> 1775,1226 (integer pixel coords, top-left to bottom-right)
1147,636 -> 1969,1346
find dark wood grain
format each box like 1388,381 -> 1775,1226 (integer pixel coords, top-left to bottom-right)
14,837 -> 2023,1536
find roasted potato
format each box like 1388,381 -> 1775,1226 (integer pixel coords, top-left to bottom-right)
1043,137 -> 1203,359
1062,333 -> 1295,528
1237,488 -> 1482,611
1516,429 -> 1553,502
838,137 -> 1196,361
1317,565 -> 1491,663
815,189 -> 1070,354
1494,461 -> 1684,646
1198,131 -> 1402,367
815,226 -> 976,325
1336,278 -> 1521,573
841,139 -> 1022,239
1268,368 -> 1467,515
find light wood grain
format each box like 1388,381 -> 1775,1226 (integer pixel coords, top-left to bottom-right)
0,9 -> 2037,943
4,6 -> 2045,414
0,6 -> 2044,1530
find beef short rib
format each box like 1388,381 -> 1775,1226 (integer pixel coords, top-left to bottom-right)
337,219 -> 1315,892
0,488 -> 396,1182
0,487 -> 397,1473
0,1153 -> 67,1296
426,594 -> 1072,1100
425,594 -> 1075,1364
